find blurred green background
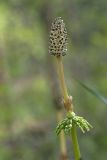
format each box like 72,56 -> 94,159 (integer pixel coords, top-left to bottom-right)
0,0 -> 107,159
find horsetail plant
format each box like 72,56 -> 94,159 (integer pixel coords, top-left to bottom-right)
49,17 -> 92,160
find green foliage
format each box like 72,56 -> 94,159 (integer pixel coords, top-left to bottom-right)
56,112 -> 92,135
75,79 -> 107,105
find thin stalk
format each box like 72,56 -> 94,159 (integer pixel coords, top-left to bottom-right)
71,123 -> 81,160
55,56 -> 68,102
57,111 -> 68,160
55,56 -> 81,160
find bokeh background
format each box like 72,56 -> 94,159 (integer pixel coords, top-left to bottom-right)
0,0 -> 107,160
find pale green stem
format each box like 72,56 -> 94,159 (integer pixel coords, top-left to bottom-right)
71,123 -> 81,160
55,55 -> 81,160
55,56 -> 68,102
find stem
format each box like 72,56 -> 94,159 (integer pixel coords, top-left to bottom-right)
57,111 -> 68,160
71,123 -> 81,160
55,55 -> 81,160
55,56 -> 68,102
